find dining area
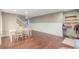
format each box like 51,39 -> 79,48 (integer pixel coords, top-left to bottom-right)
0,27 -> 32,48
9,27 -> 32,43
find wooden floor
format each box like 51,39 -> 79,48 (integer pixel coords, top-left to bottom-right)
0,30 -> 74,49
0,37 -> 73,49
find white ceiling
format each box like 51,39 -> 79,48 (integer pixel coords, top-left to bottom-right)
1,9 -> 74,18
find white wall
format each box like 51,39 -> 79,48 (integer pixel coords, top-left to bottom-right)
30,12 -> 63,36
0,11 -> 2,35
0,11 -> 2,45
64,10 -> 79,22
2,13 -> 17,36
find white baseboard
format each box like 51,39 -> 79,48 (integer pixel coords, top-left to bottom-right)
1,34 -> 9,37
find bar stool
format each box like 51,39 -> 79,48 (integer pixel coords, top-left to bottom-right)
15,31 -> 23,41
23,30 -> 28,39
29,28 -> 32,38
24,28 -> 32,38
9,30 -> 16,43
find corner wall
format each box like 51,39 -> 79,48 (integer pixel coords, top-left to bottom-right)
0,11 -> 2,35
2,13 -> 17,36
0,11 -> 2,45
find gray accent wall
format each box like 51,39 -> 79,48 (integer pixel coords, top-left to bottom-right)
30,12 -> 64,36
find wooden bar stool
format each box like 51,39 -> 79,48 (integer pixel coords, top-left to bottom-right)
24,28 -> 32,38
9,30 -> 16,43
23,30 -> 28,40
15,31 -> 24,41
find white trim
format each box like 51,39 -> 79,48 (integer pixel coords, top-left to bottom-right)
1,34 -> 9,37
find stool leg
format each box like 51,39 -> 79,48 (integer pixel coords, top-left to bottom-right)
16,35 -> 18,42
30,31 -> 32,37
10,35 -> 13,43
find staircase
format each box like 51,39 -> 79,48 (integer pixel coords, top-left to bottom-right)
16,16 -> 26,28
